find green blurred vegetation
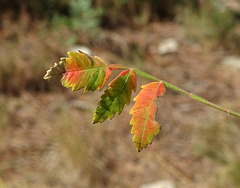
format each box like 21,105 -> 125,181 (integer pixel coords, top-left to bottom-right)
51,0 -> 103,32
0,0 -> 68,20
182,0 -> 239,51
196,119 -> 240,188
1,0 -> 239,45
0,0 -> 198,27
2,0 -> 239,40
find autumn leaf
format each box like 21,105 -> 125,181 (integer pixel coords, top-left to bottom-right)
44,51 -> 111,92
130,81 -> 166,152
93,69 -> 137,123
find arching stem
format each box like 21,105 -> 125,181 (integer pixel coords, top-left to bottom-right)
133,68 -> 240,118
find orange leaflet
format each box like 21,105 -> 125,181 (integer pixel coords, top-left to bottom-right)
130,81 -> 166,152
44,51 -> 111,92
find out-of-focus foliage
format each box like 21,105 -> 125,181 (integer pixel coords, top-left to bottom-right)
0,0 -> 198,27
0,0 -> 68,20
96,0 -> 199,26
0,103 -> 7,131
51,0 -> 103,32
196,120 -> 240,187
182,0 -> 239,50
0,0 -> 103,32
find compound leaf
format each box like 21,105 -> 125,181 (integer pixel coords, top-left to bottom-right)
93,69 -> 137,123
130,81 -> 166,152
44,51 -> 111,92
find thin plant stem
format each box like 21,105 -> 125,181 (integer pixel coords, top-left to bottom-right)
133,68 -> 240,118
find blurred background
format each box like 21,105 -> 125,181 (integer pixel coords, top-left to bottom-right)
1,0 -> 240,187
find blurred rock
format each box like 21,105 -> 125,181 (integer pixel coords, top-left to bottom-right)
222,55 -> 240,70
68,45 -> 93,55
139,180 -> 175,188
158,39 -> 178,55
67,99 -> 95,111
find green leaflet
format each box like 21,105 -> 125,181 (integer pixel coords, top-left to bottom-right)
93,69 -> 137,123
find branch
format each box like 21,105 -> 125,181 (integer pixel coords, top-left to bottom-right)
133,68 -> 240,118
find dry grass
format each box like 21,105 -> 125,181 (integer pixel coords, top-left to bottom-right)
181,0 -> 239,52
0,11 -> 78,95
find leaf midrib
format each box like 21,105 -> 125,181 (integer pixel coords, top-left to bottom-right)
139,84 -> 159,150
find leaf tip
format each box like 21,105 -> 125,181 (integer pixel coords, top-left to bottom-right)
43,72 -> 49,80
92,120 -> 97,124
92,112 -> 105,124
92,115 -> 99,124
67,51 -> 77,57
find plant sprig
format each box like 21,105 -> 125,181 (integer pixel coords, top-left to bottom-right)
44,51 -> 240,152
